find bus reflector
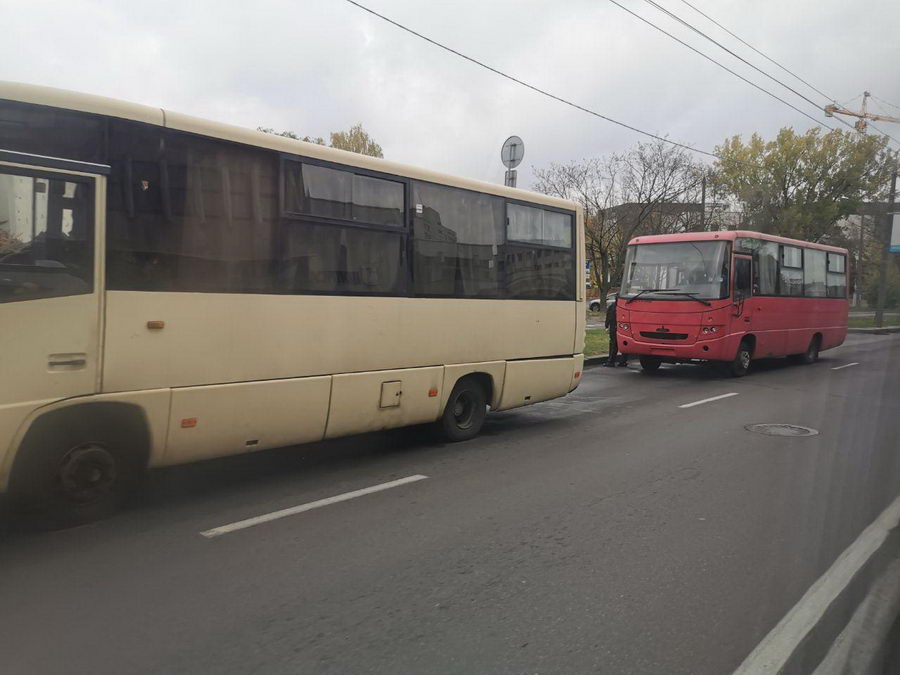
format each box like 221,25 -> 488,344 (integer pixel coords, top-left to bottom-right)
574,371 -> 581,378
147,320 -> 165,330
181,417 -> 198,428
428,388 -> 438,397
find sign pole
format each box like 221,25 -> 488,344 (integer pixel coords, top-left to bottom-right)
874,167 -> 898,328
500,136 -> 524,189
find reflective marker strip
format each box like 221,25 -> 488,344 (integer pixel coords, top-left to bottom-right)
200,474 -> 429,538
831,362 -> 859,370
678,392 -> 739,409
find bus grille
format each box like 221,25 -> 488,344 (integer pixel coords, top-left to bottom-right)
640,331 -> 689,341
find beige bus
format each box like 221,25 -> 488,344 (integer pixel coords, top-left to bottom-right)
0,82 -> 585,525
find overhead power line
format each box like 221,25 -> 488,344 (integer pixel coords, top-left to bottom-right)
607,0 -> 835,130
640,0 -> 856,133
873,95 -> 900,113
344,0 -> 719,159
676,0 -> 835,104
672,0 -> 898,146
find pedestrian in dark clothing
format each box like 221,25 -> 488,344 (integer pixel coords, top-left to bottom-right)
604,296 -> 627,367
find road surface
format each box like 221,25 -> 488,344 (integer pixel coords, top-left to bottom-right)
1,333 -> 899,674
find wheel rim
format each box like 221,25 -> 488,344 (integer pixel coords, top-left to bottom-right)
739,350 -> 751,370
452,391 -> 476,430
57,444 -> 117,504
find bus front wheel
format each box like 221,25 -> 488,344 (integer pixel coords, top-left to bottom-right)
639,356 -> 662,372
729,340 -> 753,377
437,377 -> 487,442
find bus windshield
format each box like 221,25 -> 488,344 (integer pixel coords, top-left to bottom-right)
621,240 -> 730,301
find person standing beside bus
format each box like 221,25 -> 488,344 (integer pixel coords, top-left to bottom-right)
605,294 -> 627,367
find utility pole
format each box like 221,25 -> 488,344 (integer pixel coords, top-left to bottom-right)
825,92 -> 900,134
700,172 -> 706,231
856,215 -> 864,306
874,167 -> 898,327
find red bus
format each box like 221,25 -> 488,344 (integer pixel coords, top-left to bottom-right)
616,231 -> 849,376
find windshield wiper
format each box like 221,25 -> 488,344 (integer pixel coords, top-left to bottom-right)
655,290 -> 712,306
625,288 -> 668,304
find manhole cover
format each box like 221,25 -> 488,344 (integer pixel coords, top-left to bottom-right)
745,424 -> 819,437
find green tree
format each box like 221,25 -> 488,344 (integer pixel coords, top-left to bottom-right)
257,124 -> 383,158
329,123 -> 383,158
256,127 -> 325,145
864,258 -> 900,308
714,128 -> 894,242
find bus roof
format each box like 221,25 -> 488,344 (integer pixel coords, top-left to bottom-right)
0,80 -> 579,214
628,230 -> 848,255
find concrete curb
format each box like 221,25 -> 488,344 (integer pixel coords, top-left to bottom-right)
847,326 -> 900,335
583,355 -> 609,367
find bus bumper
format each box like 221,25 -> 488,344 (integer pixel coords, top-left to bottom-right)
618,333 -> 737,362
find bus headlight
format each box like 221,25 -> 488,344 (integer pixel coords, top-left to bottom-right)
701,326 -> 720,334
618,322 -> 630,331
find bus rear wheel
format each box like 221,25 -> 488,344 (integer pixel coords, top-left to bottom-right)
639,355 -> 662,372
9,439 -> 142,529
790,336 -> 820,365
437,377 -> 487,442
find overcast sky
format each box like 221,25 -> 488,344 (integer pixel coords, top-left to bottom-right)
2,0 -> 898,187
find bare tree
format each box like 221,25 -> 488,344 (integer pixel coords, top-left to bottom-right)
533,157 -> 618,297
534,140 -> 707,294
605,140 -> 705,283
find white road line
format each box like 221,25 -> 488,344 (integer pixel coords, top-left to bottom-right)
831,362 -> 860,371
200,474 -> 429,538
733,495 -> 900,674
678,392 -> 739,409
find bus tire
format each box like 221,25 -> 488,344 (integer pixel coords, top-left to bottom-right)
639,355 -> 662,372
730,340 -> 753,377
437,377 -> 487,442
792,336 -> 821,365
8,405 -> 149,528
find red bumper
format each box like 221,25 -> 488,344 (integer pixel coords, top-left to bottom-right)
618,332 -> 739,361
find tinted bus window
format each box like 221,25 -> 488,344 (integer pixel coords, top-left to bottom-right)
411,182 -> 503,298
0,100 -> 106,164
281,220 -> 403,294
284,162 -> 403,227
804,248 -> 827,297
827,253 -> 847,298
507,203 -> 572,248
107,124 -> 279,293
755,241 -> 779,295
780,245 -> 803,296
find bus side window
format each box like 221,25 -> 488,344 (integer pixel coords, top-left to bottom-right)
734,257 -> 751,299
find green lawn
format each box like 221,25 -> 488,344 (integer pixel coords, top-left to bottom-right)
847,315 -> 900,328
584,328 -> 610,357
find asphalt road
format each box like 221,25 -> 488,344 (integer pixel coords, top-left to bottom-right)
1,333 -> 899,675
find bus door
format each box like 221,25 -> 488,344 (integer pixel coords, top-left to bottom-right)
733,254 -> 753,332
0,160 -> 104,411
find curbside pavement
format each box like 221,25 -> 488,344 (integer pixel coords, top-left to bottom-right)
847,326 -> 900,335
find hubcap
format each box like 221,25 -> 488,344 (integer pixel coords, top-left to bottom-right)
57,444 -> 117,504
452,392 -> 476,429
740,351 -> 751,369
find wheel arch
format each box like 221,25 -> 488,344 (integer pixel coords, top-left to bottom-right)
6,401 -> 153,493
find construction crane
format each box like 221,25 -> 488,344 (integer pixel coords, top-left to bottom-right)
825,91 -> 900,133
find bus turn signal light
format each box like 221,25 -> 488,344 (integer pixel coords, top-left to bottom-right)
181,417 -> 198,428
428,388 -> 438,397
147,320 -> 165,330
